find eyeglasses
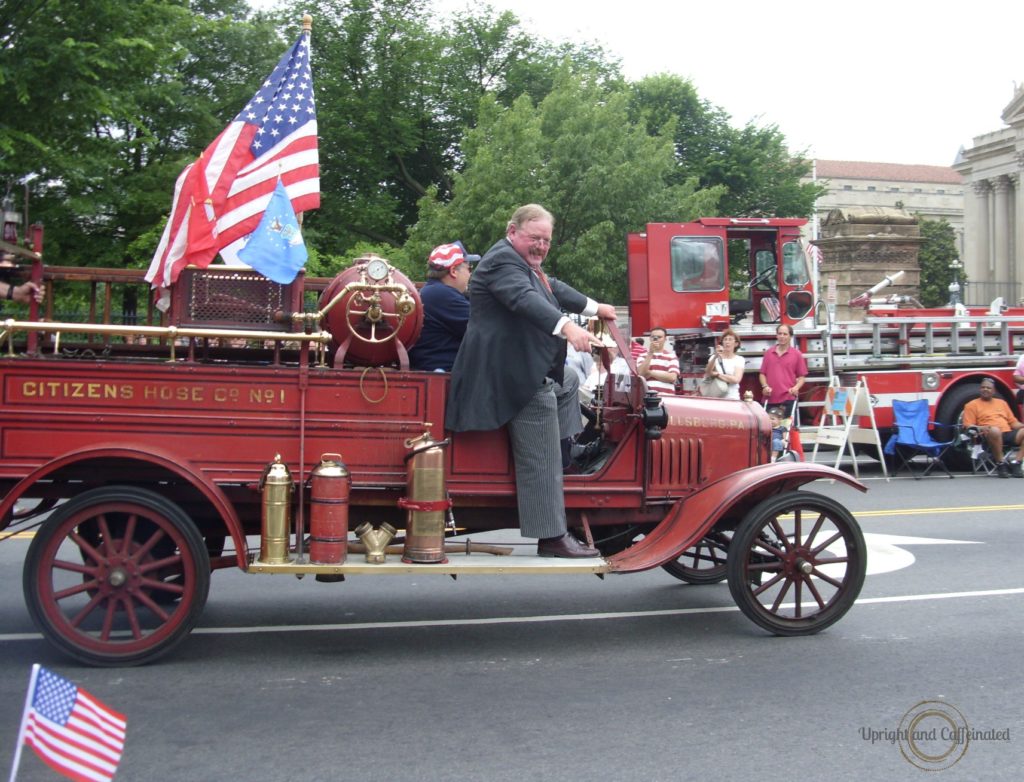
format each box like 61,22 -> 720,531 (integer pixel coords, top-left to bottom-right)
650,334 -> 666,341
518,230 -> 551,246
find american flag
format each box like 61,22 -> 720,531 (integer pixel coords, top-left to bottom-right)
17,665 -> 127,782
804,239 -> 822,266
146,26 -> 319,307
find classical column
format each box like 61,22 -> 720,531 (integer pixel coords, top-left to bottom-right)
1014,157 -> 1024,297
972,180 -> 991,281
993,176 -> 1011,291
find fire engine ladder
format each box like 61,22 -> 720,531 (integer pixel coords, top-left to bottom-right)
867,314 -> 1021,363
821,313 -> 1024,372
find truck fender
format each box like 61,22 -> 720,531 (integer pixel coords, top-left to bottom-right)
0,443 -> 248,566
606,462 -> 865,574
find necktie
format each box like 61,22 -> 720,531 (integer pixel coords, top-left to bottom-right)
533,268 -> 552,293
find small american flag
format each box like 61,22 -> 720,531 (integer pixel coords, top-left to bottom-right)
15,665 -> 127,782
146,25 -> 319,307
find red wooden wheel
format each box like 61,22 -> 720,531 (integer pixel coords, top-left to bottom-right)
727,491 -> 865,635
24,486 -> 210,666
662,530 -> 731,585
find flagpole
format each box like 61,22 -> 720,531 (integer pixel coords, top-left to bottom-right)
7,664 -> 40,782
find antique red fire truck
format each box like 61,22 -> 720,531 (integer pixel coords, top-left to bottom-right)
628,217 -> 1024,467
0,236 -> 867,666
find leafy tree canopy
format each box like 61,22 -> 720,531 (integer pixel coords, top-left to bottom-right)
916,216 -> 963,307
406,71 -> 723,303
3,0 -> 816,306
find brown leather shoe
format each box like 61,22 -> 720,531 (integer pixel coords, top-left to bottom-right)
537,533 -> 600,558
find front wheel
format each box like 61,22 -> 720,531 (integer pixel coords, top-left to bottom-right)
24,486 -> 211,666
727,491 -> 865,636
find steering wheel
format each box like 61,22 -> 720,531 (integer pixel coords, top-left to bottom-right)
748,267 -> 778,294
344,286 -> 416,344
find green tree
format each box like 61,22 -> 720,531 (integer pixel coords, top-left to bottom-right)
917,216 -> 963,307
629,74 -> 824,219
299,0 -> 623,266
1,0 -> 281,275
406,73 -> 723,303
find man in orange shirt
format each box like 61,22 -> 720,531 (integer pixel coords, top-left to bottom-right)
962,378 -> 1024,477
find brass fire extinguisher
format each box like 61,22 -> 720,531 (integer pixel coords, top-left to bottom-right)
399,425 -> 451,564
309,453 -> 351,565
258,455 -> 292,564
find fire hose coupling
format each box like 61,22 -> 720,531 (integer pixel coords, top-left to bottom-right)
354,522 -> 397,564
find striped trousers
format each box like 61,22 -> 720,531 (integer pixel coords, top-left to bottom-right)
506,372 -> 583,539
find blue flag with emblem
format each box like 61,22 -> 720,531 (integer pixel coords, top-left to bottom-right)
238,178 -> 308,283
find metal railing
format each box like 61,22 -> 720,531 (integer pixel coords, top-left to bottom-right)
962,281 -> 1022,307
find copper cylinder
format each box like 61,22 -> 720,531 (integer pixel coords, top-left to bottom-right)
258,455 -> 292,564
401,428 -> 450,564
309,453 -> 351,564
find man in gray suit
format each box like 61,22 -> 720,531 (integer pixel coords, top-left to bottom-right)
446,204 -> 616,558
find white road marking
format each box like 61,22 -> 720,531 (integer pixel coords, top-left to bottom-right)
0,587 -> 1021,643
864,532 -> 981,575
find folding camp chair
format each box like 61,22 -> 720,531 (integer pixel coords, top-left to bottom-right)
962,426 -> 999,476
883,399 -> 957,479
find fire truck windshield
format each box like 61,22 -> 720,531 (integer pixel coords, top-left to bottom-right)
782,241 -> 811,286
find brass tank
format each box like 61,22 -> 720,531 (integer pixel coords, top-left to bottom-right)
399,425 -> 451,564
258,455 -> 292,564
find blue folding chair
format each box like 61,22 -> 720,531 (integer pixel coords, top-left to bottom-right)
883,399 -> 957,479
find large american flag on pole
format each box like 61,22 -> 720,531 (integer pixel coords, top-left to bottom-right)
14,665 -> 127,782
145,22 -> 319,307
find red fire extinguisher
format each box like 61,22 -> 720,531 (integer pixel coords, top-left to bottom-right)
309,453 -> 351,565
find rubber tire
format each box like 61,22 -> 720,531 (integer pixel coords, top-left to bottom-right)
727,490 -> 866,636
24,486 -> 210,667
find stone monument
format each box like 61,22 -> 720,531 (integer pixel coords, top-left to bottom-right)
816,206 -> 923,322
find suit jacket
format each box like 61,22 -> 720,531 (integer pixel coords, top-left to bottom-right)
445,238 -> 588,432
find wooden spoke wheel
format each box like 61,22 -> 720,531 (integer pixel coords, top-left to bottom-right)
24,486 -> 210,666
662,530 -> 731,585
727,491 -> 865,636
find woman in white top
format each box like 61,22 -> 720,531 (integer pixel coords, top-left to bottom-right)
704,328 -> 745,400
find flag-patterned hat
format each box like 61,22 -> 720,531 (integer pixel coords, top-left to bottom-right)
428,241 -> 480,270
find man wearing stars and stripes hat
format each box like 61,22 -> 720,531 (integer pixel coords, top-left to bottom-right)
409,241 -> 479,372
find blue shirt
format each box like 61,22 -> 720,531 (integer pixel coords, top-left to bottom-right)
409,278 -> 470,371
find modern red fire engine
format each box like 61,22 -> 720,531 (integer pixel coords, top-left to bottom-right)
628,217 -> 1024,467
0,230 -> 867,666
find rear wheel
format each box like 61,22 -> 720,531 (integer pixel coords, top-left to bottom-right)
727,491 -> 865,636
662,531 -> 731,584
24,486 -> 210,666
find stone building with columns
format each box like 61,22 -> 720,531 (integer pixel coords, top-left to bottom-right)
953,83 -> 1024,306
803,160 -> 963,240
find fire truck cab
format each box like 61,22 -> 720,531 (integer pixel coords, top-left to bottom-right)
628,218 -> 814,336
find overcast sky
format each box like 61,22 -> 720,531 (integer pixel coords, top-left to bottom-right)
262,1 -> 1022,168
435,0 -> 1022,167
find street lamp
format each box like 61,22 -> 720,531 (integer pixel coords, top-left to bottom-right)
947,259 -> 963,307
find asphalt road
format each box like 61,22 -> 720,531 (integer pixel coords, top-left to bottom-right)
1,469 -> 1022,781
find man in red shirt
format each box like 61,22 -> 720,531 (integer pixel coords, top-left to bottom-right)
963,378 -> 1024,477
759,324 -> 807,419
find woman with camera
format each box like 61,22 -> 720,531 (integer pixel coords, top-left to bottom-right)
703,328 -> 745,400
